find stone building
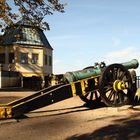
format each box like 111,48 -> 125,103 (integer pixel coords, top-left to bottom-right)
0,19 -> 53,89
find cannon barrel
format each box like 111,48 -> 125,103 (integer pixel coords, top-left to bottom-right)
64,67 -> 101,83
64,59 -> 139,83
121,59 -> 139,69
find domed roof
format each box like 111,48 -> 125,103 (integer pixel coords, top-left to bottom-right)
1,18 -> 53,50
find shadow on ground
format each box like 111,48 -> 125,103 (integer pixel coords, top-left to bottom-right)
21,102 -> 106,120
66,112 -> 140,140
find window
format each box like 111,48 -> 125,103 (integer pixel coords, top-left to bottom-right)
44,55 -> 52,66
49,55 -> 52,66
32,53 -> 38,64
9,53 -> 15,63
0,53 -> 5,64
20,53 -> 28,64
44,55 -> 48,65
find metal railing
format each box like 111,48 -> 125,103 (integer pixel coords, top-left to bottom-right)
136,76 -> 140,88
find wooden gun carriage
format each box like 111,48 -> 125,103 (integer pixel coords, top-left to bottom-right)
0,59 -> 139,119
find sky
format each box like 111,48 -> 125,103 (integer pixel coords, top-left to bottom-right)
44,0 -> 140,75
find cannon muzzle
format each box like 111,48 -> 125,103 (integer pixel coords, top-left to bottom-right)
121,59 -> 139,69
64,59 -> 139,83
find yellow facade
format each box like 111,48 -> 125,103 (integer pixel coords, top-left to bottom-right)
0,18 -> 53,83
0,44 -> 52,77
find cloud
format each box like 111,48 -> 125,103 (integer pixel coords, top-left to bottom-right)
105,47 -> 134,62
104,46 -> 140,75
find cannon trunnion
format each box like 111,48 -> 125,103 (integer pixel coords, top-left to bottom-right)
0,59 -> 139,119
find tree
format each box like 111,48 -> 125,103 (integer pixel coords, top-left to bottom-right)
0,0 -> 65,32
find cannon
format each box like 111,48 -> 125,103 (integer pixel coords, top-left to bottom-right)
64,59 -> 138,83
63,59 -> 139,106
0,59 -> 139,119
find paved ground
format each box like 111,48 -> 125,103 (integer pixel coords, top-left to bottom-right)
0,89 -> 140,140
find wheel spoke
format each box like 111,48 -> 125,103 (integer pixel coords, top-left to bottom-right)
105,86 -> 113,93
117,68 -> 124,79
94,91 -> 98,99
118,90 -> 124,104
112,69 -> 117,81
108,90 -> 115,100
84,92 -> 90,98
119,71 -> 126,80
90,92 -> 94,100
116,68 -> 121,78
115,68 -> 120,79
79,90 -> 101,104
116,68 -> 120,78
113,92 -> 118,104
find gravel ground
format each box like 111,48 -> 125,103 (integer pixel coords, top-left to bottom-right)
0,89 -> 140,140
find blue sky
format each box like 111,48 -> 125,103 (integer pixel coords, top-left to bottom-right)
45,0 -> 140,75
6,0 -> 140,75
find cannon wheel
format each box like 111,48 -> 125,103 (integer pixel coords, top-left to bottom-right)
99,64 -> 134,107
79,90 -> 101,105
79,66 -> 101,105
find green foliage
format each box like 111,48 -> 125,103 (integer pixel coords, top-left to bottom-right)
0,0 -> 65,32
